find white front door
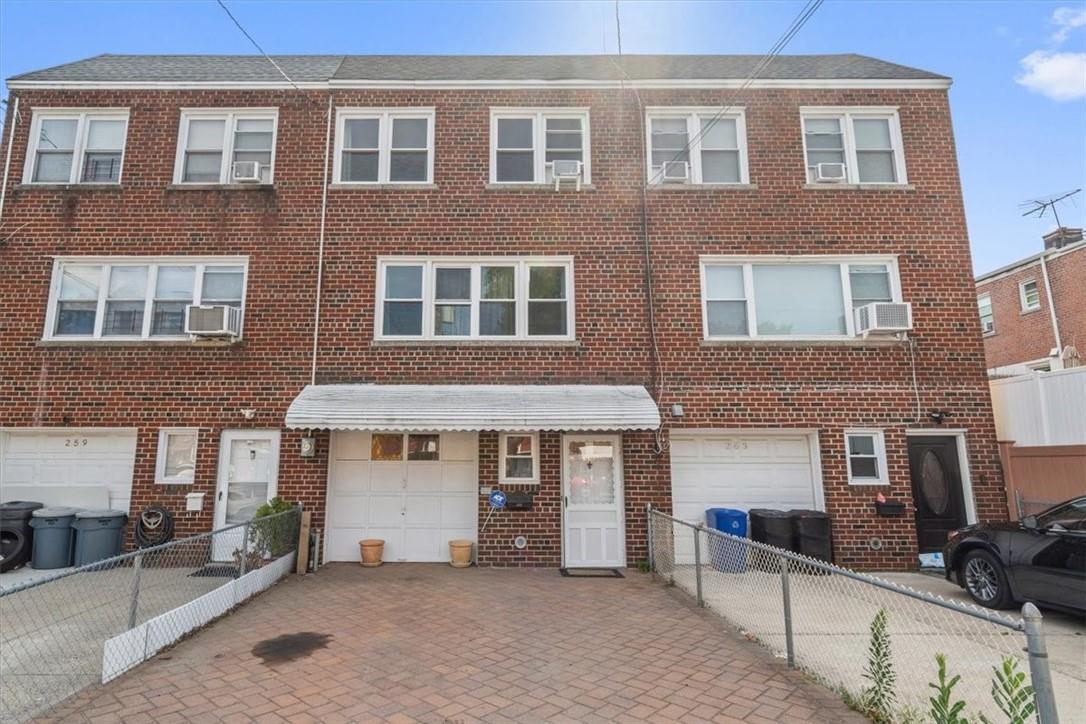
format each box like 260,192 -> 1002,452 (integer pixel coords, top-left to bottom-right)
562,434 -> 625,568
213,430 -> 280,561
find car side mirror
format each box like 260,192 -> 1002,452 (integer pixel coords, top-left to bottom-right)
1022,515 -> 1039,530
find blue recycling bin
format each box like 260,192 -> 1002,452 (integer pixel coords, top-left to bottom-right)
705,508 -> 748,572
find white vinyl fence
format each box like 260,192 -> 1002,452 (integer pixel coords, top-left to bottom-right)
989,366 -> 1086,445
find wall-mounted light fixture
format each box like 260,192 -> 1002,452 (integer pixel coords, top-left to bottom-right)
928,410 -> 951,425
240,408 -> 256,420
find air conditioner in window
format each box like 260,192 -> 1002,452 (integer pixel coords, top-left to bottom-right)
662,161 -> 690,183
185,305 -> 241,338
551,160 -> 583,191
814,162 -> 847,183
855,302 -> 912,336
231,161 -> 262,183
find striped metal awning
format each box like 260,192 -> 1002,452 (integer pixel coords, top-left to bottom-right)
285,384 -> 660,432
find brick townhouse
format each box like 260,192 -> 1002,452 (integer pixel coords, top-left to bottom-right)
975,227 -> 1085,377
0,54 -> 1006,571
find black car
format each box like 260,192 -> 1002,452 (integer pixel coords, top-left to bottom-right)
944,496 -> 1086,613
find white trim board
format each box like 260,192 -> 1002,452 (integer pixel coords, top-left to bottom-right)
903,429 -> 977,525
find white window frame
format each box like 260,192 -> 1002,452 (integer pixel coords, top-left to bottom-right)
800,107 -> 907,185
332,108 -> 435,185
977,293 -> 995,334
375,257 -> 575,341
1018,279 -> 1041,312
645,107 -> 749,185
172,108 -> 279,185
844,429 -> 889,485
22,108 -> 130,185
499,432 -> 540,484
43,256 -> 249,341
489,108 -> 591,185
155,428 -> 199,484
698,255 -> 903,341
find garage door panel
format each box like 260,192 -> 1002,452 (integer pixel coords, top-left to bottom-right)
405,495 -> 442,526
329,461 -> 371,495
327,527 -> 365,561
771,437 -> 811,459
335,432 -> 372,461
440,433 -> 475,462
440,462 -> 475,492
441,495 -> 475,524
669,436 -> 701,458
371,463 -> 405,491
329,496 -> 367,528
368,495 -> 403,527
406,464 -> 443,493
402,529 -> 441,561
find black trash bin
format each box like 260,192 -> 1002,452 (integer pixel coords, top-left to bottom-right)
30,507 -> 82,569
0,501 -> 45,573
748,509 -> 795,571
790,509 -> 833,565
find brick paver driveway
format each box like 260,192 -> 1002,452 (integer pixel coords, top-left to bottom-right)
42,564 -> 864,723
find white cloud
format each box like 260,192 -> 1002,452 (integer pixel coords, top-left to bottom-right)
1016,50 -> 1086,101
1051,6 -> 1086,43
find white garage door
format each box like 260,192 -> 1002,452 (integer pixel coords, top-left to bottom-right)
669,431 -> 823,562
325,431 -> 478,563
0,429 -> 137,512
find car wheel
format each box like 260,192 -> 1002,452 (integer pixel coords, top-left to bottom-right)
961,549 -> 1012,609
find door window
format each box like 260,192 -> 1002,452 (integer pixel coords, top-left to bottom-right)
568,440 -> 616,505
919,450 -> 949,515
225,439 -> 272,524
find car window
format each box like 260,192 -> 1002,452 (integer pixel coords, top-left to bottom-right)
1036,499 -> 1086,530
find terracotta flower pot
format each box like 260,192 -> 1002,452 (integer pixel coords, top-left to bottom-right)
359,539 -> 384,567
449,539 -> 473,568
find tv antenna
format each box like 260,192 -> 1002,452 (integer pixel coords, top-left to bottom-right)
1019,189 -> 1081,236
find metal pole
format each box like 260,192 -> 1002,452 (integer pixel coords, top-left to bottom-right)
780,554 -> 795,668
693,524 -> 704,607
239,522 -> 251,577
127,554 -> 142,630
1023,603 -> 1059,724
646,503 -> 655,578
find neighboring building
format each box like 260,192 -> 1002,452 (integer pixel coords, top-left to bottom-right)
975,228 -> 1085,377
0,54 -> 1006,571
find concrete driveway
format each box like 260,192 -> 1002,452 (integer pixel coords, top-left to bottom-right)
40,564 -> 864,723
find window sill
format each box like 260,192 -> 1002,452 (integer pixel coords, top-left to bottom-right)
372,339 -> 580,348
647,183 -> 759,192
165,184 -> 275,192
484,183 -> 595,192
803,183 -> 915,191
14,183 -> 123,192
848,481 -> 891,487
700,338 -> 902,349
982,331 -> 997,338
329,183 -> 437,190
38,338 -> 243,348
1020,308 -> 1041,316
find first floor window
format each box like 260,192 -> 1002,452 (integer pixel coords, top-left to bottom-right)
176,110 -> 277,184
700,257 -> 900,339
491,109 -> 589,184
46,258 -> 247,340
1019,280 -> 1040,311
802,109 -> 906,184
500,433 -> 539,483
845,430 -> 889,485
156,429 -> 198,484
647,109 -> 747,185
378,258 -> 574,341
25,110 -> 128,185
977,294 -> 994,334
335,109 -> 434,184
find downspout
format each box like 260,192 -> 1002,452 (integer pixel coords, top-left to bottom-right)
310,92 -> 333,386
1038,253 -> 1062,365
0,95 -> 20,226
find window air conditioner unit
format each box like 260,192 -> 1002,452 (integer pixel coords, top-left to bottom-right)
814,162 -> 847,182
231,161 -> 262,183
551,159 -> 583,190
185,304 -> 241,338
855,302 -> 912,336
662,161 -> 690,183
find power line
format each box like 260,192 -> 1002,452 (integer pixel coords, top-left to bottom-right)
215,0 -> 304,93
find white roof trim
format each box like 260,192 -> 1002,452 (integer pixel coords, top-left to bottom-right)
285,384 -> 661,432
7,78 -> 953,91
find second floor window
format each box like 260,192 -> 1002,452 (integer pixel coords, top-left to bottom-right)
801,108 -> 906,184
490,109 -> 590,184
45,258 -> 246,340
24,110 -> 129,184
700,256 -> 900,339
977,294 -> 994,334
334,109 -> 434,184
377,258 -> 574,341
646,109 -> 748,185
1019,280 -> 1041,311
174,110 -> 277,184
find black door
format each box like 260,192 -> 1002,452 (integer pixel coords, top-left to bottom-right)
907,436 -> 967,553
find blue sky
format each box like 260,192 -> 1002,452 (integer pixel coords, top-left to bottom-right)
2,0 -> 1084,274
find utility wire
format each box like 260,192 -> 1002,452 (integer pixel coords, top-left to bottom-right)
215,0 -> 305,93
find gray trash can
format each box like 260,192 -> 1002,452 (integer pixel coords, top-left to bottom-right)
29,507 -> 82,569
72,509 -> 128,566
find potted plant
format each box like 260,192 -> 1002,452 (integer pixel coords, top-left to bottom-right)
359,538 -> 384,567
449,539 -> 473,568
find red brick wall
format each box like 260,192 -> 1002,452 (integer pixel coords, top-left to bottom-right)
976,245 -> 1084,372
0,84 -> 1004,570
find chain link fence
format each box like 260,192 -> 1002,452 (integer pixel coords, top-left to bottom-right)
648,507 -> 1066,723
0,507 -> 300,723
